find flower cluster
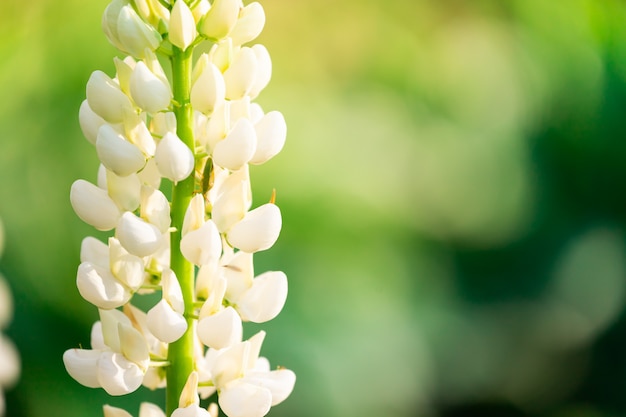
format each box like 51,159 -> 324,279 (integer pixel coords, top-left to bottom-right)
63,0 -> 294,416
0,221 -> 20,416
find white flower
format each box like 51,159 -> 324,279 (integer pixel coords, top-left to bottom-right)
249,111 -> 286,165
229,2 -> 265,47
155,132 -> 195,183
147,269 -> 187,343
102,1 -> 162,58
130,61 -> 172,114
223,47 -> 258,100
70,179 -> 122,231
79,100 -> 107,145
63,310 -> 150,396
76,261 -> 132,309
191,60 -> 226,115
96,124 -> 147,177
105,170 -> 142,212
116,212 -> 164,257
169,0 -> 197,51
226,203 -> 282,253
198,0 -> 240,40
212,118 -> 257,171
86,70 -> 133,124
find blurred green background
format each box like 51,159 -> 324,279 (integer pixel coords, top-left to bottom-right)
3,0 -> 626,416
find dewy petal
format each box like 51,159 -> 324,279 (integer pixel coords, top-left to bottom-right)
226,203 -> 281,253
191,62 -> 226,115
106,170 -> 142,212
147,299 -> 187,343
104,404 -> 133,417
218,380 -> 272,417
97,124 -> 147,177
169,0 -> 197,51
180,220 -> 222,266
197,306 -> 242,349
223,47 -> 257,100
86,70 -> 133,123
130,61 -> 172,114
249,111 -> 286,165
70,179 -> 122,231
79,99 -> 107,145
199,0 -> 239,40
117,212 -> 164,257
212,118 -> 257,171
236,271 -> 287,323
76,262 -> 132,309
243,369 -> 296,406
97,351 -> 144,396
155,132 -> 195,183
229,2 -> 265,46
63,349 -> 102,388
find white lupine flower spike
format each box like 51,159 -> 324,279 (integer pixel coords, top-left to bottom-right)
67,1 -> 295,416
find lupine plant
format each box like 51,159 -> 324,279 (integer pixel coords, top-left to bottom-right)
0,220 -> 20,416
62,0 -> 295,416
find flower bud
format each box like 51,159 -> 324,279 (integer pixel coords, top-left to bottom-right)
226,203 -> 281,253
229,2 -> 265,46
140,403 -> 167,417
199,0 -> 240,40
70,179 -> 122,231
124,111 -> 157,157
212,118 -> 257,171
116,211 -> 163,257
86,70 -> 133,124
114,56 -> 136,95
118,322 -> 150,369
96,124 -> 147,177
169,0 -> 197,51
155,132 -> 195,183
244,368 -> 296,406
103,0 -> 162,58
130,61 -> 172,114
249,111 -> 286,165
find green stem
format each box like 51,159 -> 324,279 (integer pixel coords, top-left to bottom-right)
166,43 -> 196,416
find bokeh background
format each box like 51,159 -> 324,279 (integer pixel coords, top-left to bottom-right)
2,0 -> 626,416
